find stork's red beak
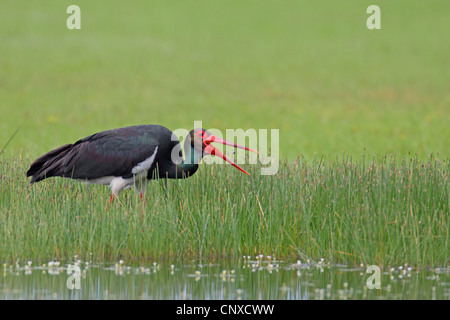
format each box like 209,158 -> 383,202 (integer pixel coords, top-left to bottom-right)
203,135 -> 258,175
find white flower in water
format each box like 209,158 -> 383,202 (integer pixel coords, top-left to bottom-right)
119,260 -> 124,266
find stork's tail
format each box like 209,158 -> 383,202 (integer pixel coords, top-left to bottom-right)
26,144 -> 73,184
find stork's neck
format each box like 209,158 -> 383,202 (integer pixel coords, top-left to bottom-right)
170,141 -> 201,179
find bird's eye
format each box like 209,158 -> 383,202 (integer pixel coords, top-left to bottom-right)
196,131 -> 206,139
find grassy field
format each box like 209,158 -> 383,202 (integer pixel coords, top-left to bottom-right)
1,155 -> 448,267
0,1 -> 449,266
0,1 -> 449,159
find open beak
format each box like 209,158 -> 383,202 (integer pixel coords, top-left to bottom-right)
203,135 -> 258,175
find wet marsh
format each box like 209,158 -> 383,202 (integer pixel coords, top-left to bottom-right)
1,257 -> 448,300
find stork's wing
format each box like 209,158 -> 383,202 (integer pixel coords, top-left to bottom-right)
27,125 -> 162,183
66,129 -> 160,179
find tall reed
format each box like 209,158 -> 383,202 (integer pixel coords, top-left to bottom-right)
0,155 -> 448,267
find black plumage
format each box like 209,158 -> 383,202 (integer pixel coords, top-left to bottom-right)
27,125 -> 177,183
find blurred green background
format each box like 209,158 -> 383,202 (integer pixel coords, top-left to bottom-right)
1,0 -> 449,160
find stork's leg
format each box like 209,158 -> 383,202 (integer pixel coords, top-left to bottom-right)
139,190 -> 146,208
133,181 -> 147,221
106,193 -> 115,212
134,178 -> 147,204
107,177 -> 128,211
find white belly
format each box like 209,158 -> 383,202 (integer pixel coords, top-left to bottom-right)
78,173 -> 147,195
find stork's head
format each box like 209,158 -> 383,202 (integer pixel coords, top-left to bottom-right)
186,128 -> 258,175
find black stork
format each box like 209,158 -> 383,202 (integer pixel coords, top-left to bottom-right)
26,125 -> 257,202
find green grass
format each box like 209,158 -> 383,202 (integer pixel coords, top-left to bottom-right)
0,0 -> 449,159
1,155 -> 448,267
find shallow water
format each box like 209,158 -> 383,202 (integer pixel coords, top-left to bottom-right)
1,258 -> 448,300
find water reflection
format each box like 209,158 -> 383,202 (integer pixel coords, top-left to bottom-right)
1,258 -> 448,300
